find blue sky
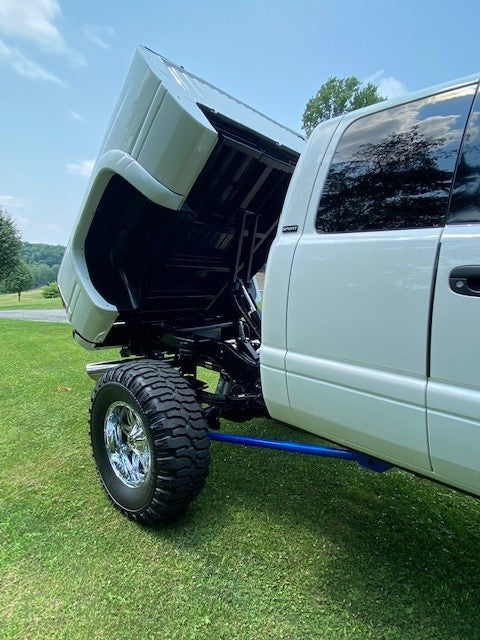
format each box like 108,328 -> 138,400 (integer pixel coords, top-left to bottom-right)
0,0 -> 479,245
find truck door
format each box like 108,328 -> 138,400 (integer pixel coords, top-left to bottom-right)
428,85 -> 480,492
286,84 -> 476,472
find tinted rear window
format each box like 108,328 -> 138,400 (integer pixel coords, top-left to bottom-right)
316,85 -> 476,233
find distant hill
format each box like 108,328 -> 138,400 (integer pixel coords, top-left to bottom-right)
22,242 -> 66,287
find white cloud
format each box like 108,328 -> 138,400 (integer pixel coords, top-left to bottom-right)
82,24 -> 115,49
0,196 -> 57,242
0,192 -> 66,244
366,69 -> 408,99
0,0 -> 84,66
0,0 -> 64,52
0,37 -> 65,84
0,194 -> 32,211
70,110 -> 83,121
66,159 -> 94,177
11,213 -> 35,232
11,212 -> 65,243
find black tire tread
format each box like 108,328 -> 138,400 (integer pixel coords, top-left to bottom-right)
89,359 -> 210,525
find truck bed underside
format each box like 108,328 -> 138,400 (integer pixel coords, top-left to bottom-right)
85,110 -> 298,347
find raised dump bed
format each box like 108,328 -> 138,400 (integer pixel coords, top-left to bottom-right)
59,46 -> 304,349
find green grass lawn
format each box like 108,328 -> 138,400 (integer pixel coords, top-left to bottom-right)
0,288 -> 62,310
1,318 -> 480,639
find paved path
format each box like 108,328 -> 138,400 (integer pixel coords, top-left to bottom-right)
0,309 -> 68,323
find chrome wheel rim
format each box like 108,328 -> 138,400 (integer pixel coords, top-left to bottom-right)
104,401 -> 152,488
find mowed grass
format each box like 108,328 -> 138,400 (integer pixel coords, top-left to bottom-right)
0,288 -> 62,310
2,319 -> 480,639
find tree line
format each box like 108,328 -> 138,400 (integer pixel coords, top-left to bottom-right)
22,242 -> 65,288
0,207 -> 65,299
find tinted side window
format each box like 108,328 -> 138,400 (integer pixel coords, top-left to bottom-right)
448,85 -> 480,224
316,85 -> 476,233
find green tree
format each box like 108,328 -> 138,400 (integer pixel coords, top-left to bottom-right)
41,282 -> 60,299
0,207 -> 22,282
302,76 -> 385,136
22,242 -> 65,267
30,262 -> 60,287
4,261 -> 33,301
21,242 -> 64,287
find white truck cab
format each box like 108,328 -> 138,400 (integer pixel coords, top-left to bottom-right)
263,77 -> 480,497
59,47 -> 480,524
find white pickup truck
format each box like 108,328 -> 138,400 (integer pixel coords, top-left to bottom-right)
59,46 -> 480,524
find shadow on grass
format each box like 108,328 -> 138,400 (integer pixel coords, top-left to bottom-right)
149,418 -> 480,639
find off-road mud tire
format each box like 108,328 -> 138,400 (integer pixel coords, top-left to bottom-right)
89,359 -> 210,525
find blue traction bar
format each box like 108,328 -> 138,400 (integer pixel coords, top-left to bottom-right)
208,431 -> 392,473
